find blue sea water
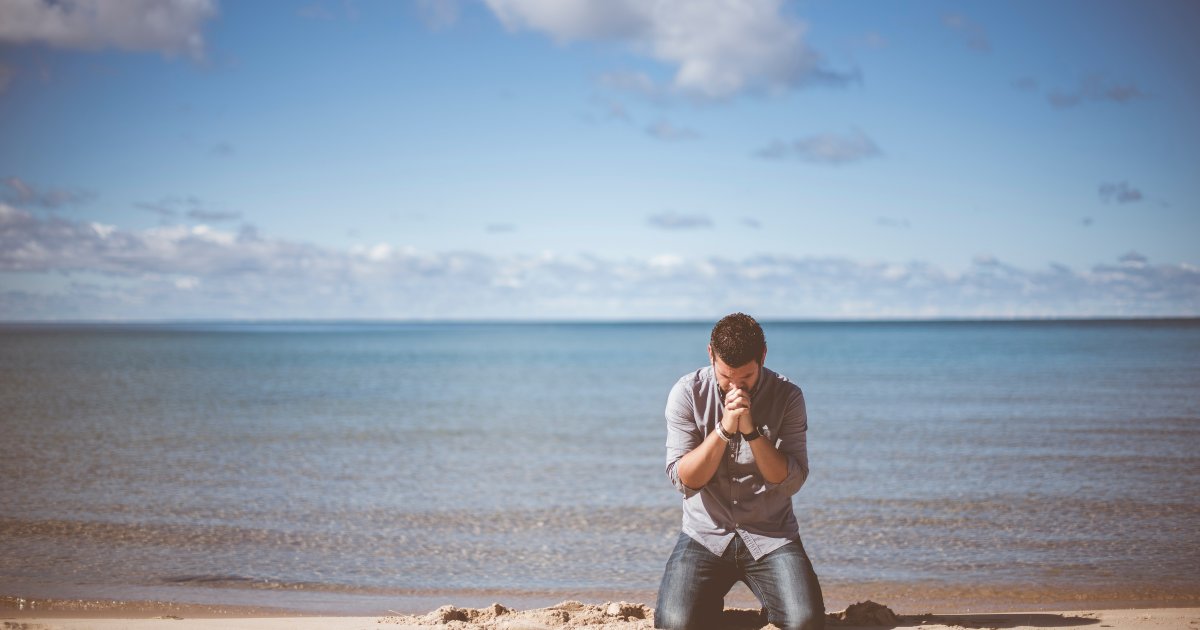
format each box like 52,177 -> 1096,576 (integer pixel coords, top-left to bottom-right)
1,320 -> 1197,613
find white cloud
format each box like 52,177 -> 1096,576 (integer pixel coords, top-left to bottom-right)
648,253 -> 683,269
485,0 -> 648,41
1,208 -> 1197,320
89,222 -> 116,238
484,0 -> 851,99
0,0 -> 218,59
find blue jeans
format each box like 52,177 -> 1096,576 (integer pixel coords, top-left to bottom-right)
655,532 -> 825,630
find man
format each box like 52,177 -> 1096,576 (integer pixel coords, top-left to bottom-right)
654,313 -> 824,630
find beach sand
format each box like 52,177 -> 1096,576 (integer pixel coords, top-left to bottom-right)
4,600 -> 1198,630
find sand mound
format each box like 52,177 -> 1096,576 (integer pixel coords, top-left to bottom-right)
828,600 -> 899,625
380,600 -> 654,629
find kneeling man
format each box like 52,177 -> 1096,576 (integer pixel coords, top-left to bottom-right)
655,313 -> 824,630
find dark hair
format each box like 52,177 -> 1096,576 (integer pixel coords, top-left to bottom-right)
709,312 -> 765,367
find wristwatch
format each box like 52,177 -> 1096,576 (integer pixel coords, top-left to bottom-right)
742,427 -> 762,442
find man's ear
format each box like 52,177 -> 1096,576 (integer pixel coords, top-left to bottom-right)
760,345 -> 768,365
707,344 -> 714,363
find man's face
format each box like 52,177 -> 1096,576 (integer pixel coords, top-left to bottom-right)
708,346 -> 765,396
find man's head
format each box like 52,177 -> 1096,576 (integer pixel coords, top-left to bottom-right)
707,312 -> 767,393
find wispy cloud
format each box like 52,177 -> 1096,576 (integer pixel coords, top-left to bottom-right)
942,13 -> 990,52
486,223 -> 516,234
135,195 -> 240,221
187,209 -> 242,222
1099,181 -> 1143,204
755,130 -> 881,165
210,142 -> 236,157
1012,76 -> 1039,92
646,120 -> 699,142
855,31 -> 888,50
1,206 -> 1197,320
415,0 -> 457,30
589,97 -> 632,123
1119,251 -> 1148,266
298,1 -> 362,22
0,62 -> 14,94
1049,75 -> 1145,109
647,211 -> 712,230
0,0 -> 218,60
741,217 -> 761,229
484,0 -> 855,100
598,70 -> 663,100
2,176 -> 92,208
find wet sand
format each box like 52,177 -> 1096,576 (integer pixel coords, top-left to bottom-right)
4,599 -> 1198,630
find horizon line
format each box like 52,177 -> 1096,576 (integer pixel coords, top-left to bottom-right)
2,315 -> 1198,327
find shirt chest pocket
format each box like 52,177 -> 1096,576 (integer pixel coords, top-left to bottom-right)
727,441 -> 758,474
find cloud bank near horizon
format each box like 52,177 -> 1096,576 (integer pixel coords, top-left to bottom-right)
2,204 -> 1196,321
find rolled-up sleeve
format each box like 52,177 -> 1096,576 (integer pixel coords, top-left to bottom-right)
664,378 -> 702,498
763,388 -> 809,497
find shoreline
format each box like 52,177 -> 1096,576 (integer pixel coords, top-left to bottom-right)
4,580 -> 1198,619
2,601 -> 1198,630
4,589 -> 1199,619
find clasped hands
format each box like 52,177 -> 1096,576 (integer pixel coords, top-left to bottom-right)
721,385 -> 754,435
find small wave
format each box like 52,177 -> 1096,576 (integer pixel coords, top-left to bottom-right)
160,574 -> 334,591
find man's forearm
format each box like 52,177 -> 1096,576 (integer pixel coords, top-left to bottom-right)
747,436 -> 789,484
676,429 -> 729,490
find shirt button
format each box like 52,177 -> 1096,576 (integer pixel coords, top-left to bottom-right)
733,500 -> 738,505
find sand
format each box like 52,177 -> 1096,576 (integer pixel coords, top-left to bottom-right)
4,600 -> 1198,630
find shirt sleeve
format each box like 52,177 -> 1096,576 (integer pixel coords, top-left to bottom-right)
664,378 -> 702,498
763,386 -> 810,496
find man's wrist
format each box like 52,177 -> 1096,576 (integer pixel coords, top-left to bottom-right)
741,426 -> 762,441
716,422 -> 735,442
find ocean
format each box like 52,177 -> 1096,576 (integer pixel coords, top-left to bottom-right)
1,320 -> 1197,614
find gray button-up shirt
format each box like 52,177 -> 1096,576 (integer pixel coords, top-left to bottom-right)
664,365 -> 810,560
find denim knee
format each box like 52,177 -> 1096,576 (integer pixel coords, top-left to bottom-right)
653,602 -> 702,630
771,608 -> 825,630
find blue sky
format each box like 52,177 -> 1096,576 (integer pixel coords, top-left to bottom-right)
1,0 -> 1197,320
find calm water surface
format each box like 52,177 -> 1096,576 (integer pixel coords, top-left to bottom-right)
1,321 -> 1197,612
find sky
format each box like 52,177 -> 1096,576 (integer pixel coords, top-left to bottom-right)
1,0 -> 1198,320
